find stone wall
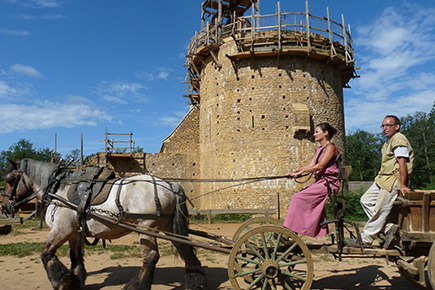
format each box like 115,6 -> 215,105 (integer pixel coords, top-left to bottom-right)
196,37 -> 346,215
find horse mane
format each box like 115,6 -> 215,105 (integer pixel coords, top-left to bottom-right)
20,159 -> 86,191
20,159 -> 58,190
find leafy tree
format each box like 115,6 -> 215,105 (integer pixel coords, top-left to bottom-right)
0,139 -> 54,180
134,146 -> 144,153
400,102 -> 435,189
345,130 -> 382,181
64,148 -> 81,162
0,139 -> 53,168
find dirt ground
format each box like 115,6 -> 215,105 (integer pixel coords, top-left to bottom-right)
0,222 -> 415,290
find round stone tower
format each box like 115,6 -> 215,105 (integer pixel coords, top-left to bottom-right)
185,0 -> 357,215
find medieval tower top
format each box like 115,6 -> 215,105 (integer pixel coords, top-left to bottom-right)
182,0 -> 357,211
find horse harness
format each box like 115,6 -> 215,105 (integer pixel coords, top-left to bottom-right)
2,170 -> 34,216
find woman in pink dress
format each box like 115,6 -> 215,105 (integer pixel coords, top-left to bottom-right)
283,122 -> 339,237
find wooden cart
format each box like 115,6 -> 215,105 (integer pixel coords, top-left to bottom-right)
211,189 -> 435,289
310,189 -> 435,290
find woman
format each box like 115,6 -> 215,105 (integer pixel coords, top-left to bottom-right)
283,122 -> 339,237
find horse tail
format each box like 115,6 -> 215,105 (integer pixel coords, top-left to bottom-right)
171,182 -> 189,237
170,182 -> 206,290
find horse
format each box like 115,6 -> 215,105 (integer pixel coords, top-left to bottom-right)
2,158 -> 206,290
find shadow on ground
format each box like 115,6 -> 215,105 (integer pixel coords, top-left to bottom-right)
86,265 -> 229,289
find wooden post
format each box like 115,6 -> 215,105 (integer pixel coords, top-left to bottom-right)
278,1 -> 281,51
80,133 -> 84,169
327,7 -> 336,57
277,191 -> 281,220
423,192 -> 430,232
342,14 -> 348,54
251,3 -> 255,42
306,0 -> 311,52
207,209 -> 212,224
54,133 -> 57,163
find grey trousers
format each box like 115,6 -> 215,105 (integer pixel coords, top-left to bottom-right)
360,181 -> 398,244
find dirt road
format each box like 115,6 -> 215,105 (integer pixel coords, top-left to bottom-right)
0,222 -> 414,290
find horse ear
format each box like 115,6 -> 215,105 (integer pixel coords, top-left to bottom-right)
7,159 -> 19,169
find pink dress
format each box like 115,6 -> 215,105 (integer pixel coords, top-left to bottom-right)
283,144 -> 339,237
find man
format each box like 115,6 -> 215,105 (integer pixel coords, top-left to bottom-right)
353,115 -> 414,249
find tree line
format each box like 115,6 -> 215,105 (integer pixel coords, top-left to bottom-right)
1,103 -> 434,189
346,102 -> 435,189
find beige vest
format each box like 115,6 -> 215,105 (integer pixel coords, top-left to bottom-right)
375,132 -> 414,191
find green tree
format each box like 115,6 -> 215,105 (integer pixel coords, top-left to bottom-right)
0,139 -> 54,180
64,149 -> 81,162
345,130 -> 382,181
401,103 -> 435,189
134,146 -> 144,153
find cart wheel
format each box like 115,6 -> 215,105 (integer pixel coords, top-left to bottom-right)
397,255 -> 431,290
428,241 -> 435,289
232,217 -> 282,241
228,225 -> 313,290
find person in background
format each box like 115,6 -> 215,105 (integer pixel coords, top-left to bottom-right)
351,115 -> 414,249
283,122 -> 339,237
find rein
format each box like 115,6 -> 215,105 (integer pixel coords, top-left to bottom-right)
164,175 -> 289,183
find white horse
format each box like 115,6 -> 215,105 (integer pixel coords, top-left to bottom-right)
2,158 -> 206,290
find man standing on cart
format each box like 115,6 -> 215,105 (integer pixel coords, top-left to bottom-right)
352,115 -> 414,249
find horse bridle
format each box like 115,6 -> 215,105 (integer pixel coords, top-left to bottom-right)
2,170 -> 34,216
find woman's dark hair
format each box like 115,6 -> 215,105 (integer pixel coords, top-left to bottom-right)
316,122 -> 337,140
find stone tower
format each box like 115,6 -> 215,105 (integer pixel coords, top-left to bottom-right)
183,0 -> 357,215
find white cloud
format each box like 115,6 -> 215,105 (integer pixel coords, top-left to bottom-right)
135,68 -> 172,81
65,94 -> 94,105
0,80 -> 33,99
11,14 -> 36,20
0,29 -> 29,36
157,72 -> 169,80
6,0 -> 66,9
157,110 -> 189,127
102,95 -> 128,104
345,4 -> 435,132
11,13 -> 66,20
353,5 -> 435,98
158,116 -> 181,127
10,64 -> 42,78
94,80 -> 148,104
40,14 -> 66,20
0,101 -> 112,133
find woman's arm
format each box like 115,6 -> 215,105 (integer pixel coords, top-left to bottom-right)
288,144 -> 336,178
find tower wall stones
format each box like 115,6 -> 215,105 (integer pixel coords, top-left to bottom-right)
197,38 -> 346,213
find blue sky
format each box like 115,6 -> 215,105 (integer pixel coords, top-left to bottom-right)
1,0 -> 434,157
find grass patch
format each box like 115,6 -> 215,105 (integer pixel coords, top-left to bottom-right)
189,213 -> 252,224
326,189 -> 367,221
0,243 -> 69,258
0,242 -> 144,259
8,219 -> 47,236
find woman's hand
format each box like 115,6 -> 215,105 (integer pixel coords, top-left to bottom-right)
287,169 -> 304,178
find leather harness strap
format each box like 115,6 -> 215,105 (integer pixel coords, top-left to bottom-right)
151,176 -> 162,217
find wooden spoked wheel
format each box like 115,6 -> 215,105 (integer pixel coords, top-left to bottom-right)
397,254 -> 431,290
232,217 -> 282,241
228,225 -> 313,290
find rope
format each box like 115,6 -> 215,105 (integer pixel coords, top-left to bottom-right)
164,175 -> 290,183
